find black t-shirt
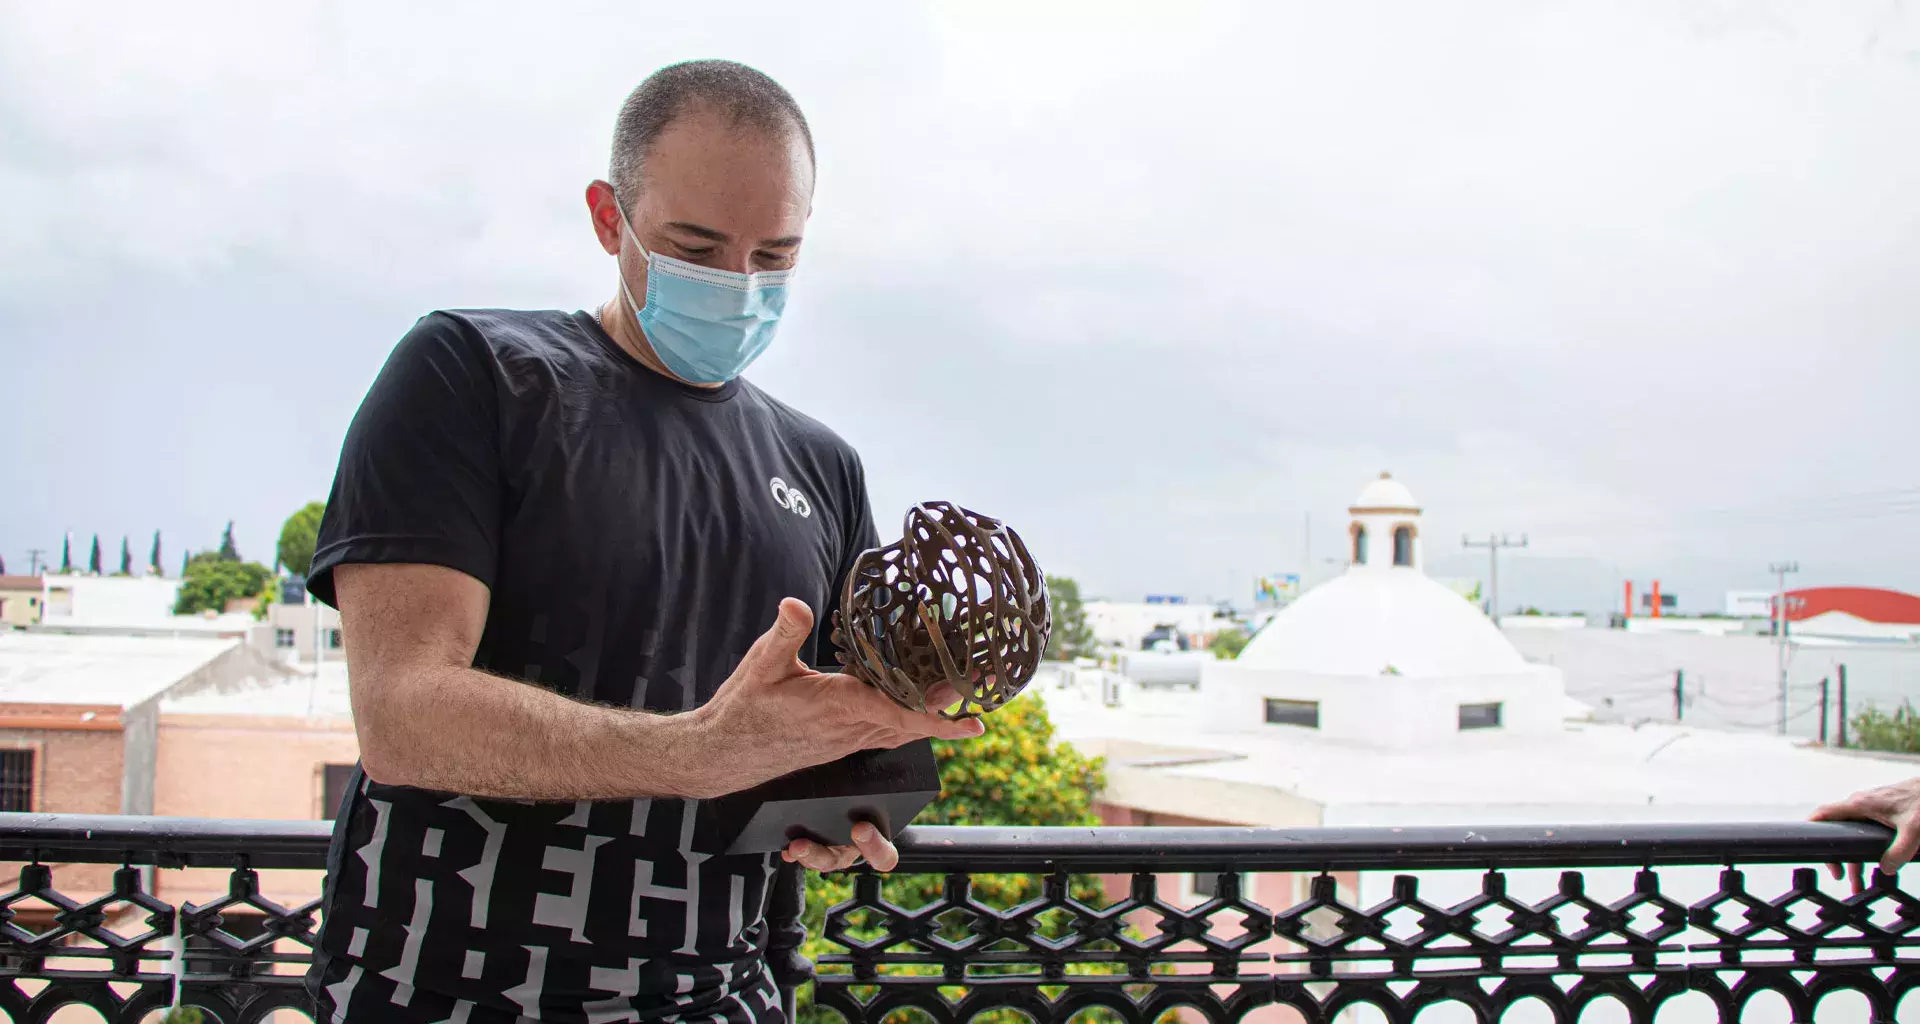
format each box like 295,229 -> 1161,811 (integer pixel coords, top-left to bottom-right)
305,309 -> 877,1024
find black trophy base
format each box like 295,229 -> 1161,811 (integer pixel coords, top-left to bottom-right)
703,739 -> 941,856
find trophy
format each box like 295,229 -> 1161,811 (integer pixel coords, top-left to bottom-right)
706,501 -> 1051,855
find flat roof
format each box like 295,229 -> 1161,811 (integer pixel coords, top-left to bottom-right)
1038,675 -> 1918,816
0,633 -> 239,707
161,661 -> 351,719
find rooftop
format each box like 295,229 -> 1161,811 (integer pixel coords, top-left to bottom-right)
1038,673 -> 1917,821
161,661 -> 351,719
0,632 -> 241,707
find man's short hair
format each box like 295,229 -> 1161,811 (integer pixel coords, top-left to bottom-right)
609,59 -> 814,208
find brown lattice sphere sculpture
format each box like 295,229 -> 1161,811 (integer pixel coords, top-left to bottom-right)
832,501 -> 1051,719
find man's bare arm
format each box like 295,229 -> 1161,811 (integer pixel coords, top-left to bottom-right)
337,563 -> 983,802
338,562 -> 716,799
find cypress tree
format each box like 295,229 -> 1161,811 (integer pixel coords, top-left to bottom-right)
120,537 -> 132,576
89,535 -> 102,575
61,535 -> 72,573
150,530 -> 163,575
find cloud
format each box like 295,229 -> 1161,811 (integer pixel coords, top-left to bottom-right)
1,0 -> 1916,610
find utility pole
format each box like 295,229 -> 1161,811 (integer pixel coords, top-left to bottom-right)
1837,664 -> 1849,748
1769,561 -> 1798,733
1463,534 -> 1529,619
25,549 -> 46,576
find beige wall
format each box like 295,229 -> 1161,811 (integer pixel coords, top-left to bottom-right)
155,712 -> 359,905
0,585 -> 43,626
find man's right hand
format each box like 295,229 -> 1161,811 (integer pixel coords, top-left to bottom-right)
682,597 -> 985,799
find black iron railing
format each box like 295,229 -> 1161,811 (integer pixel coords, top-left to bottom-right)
0,814 -> 1915,1023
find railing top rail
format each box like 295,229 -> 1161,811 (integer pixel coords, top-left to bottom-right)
0,812 -> 333,869
0,813 -> 1893,873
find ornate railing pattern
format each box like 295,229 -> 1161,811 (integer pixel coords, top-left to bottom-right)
0,815 -> 1914,1023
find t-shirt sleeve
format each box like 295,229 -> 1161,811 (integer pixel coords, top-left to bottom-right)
307,312 -> 502,608
815,450 -> 879,666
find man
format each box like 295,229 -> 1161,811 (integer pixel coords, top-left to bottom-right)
305,60 -> 982,1024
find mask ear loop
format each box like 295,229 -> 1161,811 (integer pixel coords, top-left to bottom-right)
614,204 -> 652,319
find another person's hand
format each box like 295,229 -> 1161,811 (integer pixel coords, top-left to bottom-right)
685,597 -> 984,800
781,821 -> 898,873
1809,778 -> 1920,893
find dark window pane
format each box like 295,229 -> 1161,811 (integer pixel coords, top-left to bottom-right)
1264,699 -> 1320,729
0,750 -> 33,812
322,764 -> 357,819
1459,702 -> 1503,730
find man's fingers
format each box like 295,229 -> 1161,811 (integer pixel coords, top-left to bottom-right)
1827,862 -> 1844,882
850,822 -> 899,872
1808,800 -> 1856,823
743,598 -> 815,676
1881,820 -> 1920,875
833,679 -> 986,741
782,838 -> 859,872
1850,863 -> 1866,895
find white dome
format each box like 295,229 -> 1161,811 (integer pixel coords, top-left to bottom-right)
1237,569 -> 1529,677
1352,473 -> 1419,512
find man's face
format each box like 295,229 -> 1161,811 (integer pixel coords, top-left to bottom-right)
591,107 -> 814,295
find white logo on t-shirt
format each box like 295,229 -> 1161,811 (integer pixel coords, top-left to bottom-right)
769,477 -> 812,518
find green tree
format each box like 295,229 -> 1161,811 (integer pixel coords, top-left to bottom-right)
1042,575 -> 1098,661
173,552 -> 272,616
60,534 -> 72,573
88,534 -> 102,575
218,521 -> 240,561
797,697 -> 1108,1023
1851,701 -> 1920,754
277,501 -> 326,579
150,530 -> 163,576
117,536 -> 132,576
1209,625 -> 1251,659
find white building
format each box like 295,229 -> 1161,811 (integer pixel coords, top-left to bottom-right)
1203,474 -> 1566,744
1084,600 -> 1234,651
37,575 -> 255,638
248,599 -> 345,665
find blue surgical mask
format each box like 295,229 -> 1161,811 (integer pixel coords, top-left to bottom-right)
616,210 -> 793,384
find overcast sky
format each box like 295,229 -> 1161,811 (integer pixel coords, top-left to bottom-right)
2,0 -> 1917,613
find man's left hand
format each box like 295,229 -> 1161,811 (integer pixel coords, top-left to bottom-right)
781,821 -> 897,872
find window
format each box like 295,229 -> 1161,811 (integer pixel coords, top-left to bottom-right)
1459,702 -> 1503,730
327,629 -> 343,650
274,628 -> 296,648
1351,525 -> 1368,565
1264,698 -> 1320,729
1189,871 -> 1251,901
322,764 -> 357,819
0,750 -> 34,811
1393,526 -> 1414,567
